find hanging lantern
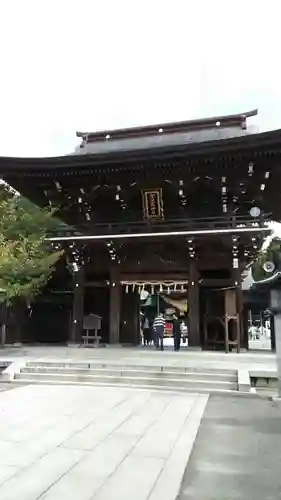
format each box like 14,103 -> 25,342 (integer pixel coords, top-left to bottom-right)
167,286 -> 171,294
125,284 -> 129,293
138,285 -> 141,294
151,285 -> 155,294
132,284 -> 136,292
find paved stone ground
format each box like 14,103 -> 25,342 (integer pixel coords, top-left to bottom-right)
0,384 -> 207,500
0,345 -> 277,373
0,383 -> 18,392
177,395 -> 281,500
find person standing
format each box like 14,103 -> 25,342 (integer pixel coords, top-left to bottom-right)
173,315 -> 182,351
153,313 -> 166,351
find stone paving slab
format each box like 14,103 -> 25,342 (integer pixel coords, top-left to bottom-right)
0,384 -> 207,500
177,395 -> 281,500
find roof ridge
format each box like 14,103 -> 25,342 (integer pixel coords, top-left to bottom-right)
76,109 -> 258,141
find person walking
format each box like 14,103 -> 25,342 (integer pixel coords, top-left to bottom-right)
173,315 -> 182,351
153,313 -> 166,351
143,317 -> 151,346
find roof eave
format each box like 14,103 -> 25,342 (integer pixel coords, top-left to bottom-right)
1,125 -> 281,172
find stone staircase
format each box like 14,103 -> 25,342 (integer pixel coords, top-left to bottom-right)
14,361 -> 239,394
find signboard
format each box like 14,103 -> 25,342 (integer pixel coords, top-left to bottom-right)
142,188 -> 164,220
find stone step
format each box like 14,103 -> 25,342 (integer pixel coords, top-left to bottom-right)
25,361 -> 237,375
11,377 -> 248,396
21,366 -> 237,382
15,371 -> 238,391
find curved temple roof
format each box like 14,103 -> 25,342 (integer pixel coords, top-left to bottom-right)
74,109 -> 259,156
0,107 -> 280,227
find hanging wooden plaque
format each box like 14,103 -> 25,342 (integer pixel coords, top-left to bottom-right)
142,188 -> 164,220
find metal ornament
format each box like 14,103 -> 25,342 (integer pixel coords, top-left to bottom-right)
250,206 -> 261,218
263,261 -> 275,273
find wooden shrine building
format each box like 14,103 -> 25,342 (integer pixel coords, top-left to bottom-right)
0,109 -> 280,350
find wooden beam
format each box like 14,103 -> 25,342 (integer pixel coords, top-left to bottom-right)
120,273 -> 189,281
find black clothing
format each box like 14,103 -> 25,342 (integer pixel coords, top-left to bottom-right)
143,328 -> 151,345
173,318 -> 182,351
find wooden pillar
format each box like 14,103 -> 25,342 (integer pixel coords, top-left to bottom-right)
131,292 -> 140,345
120,291 -> 140,345
232,264 -> 242,352
188,259 -> 200,347
109,267 -> 121,344
70,266 -> 84,343
242,306 -> 249,350
237,286 -> 244,339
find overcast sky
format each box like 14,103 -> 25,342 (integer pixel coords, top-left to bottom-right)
0,0 -> 280,158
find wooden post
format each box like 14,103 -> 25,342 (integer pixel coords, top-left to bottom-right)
120,291 -> 140,345
0,324 -> 6,349
188,259 -> 200,347
70,266 -> 85,343
232,265 -> 242,353
109,267 -> 121,344
0,303 -> 7,348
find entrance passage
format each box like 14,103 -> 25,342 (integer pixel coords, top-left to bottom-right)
138,285 -> 189,350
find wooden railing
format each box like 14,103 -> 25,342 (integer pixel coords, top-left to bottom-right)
47,214 -> 271,238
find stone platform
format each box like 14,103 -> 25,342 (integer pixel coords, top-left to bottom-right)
1,346 -> 277,396
0,344 -> 277,372
0,347 -> 279,499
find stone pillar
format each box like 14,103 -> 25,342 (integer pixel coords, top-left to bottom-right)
70,266 -> 84,343
270,314 -> 276,352
109,267 -> 121,344
188,259 -> 200,347
270,289 -> 281,396
273,314 -> 281,397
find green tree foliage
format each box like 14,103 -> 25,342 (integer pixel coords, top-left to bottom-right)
0,186 -> 63,305
252,239 -> 281,282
